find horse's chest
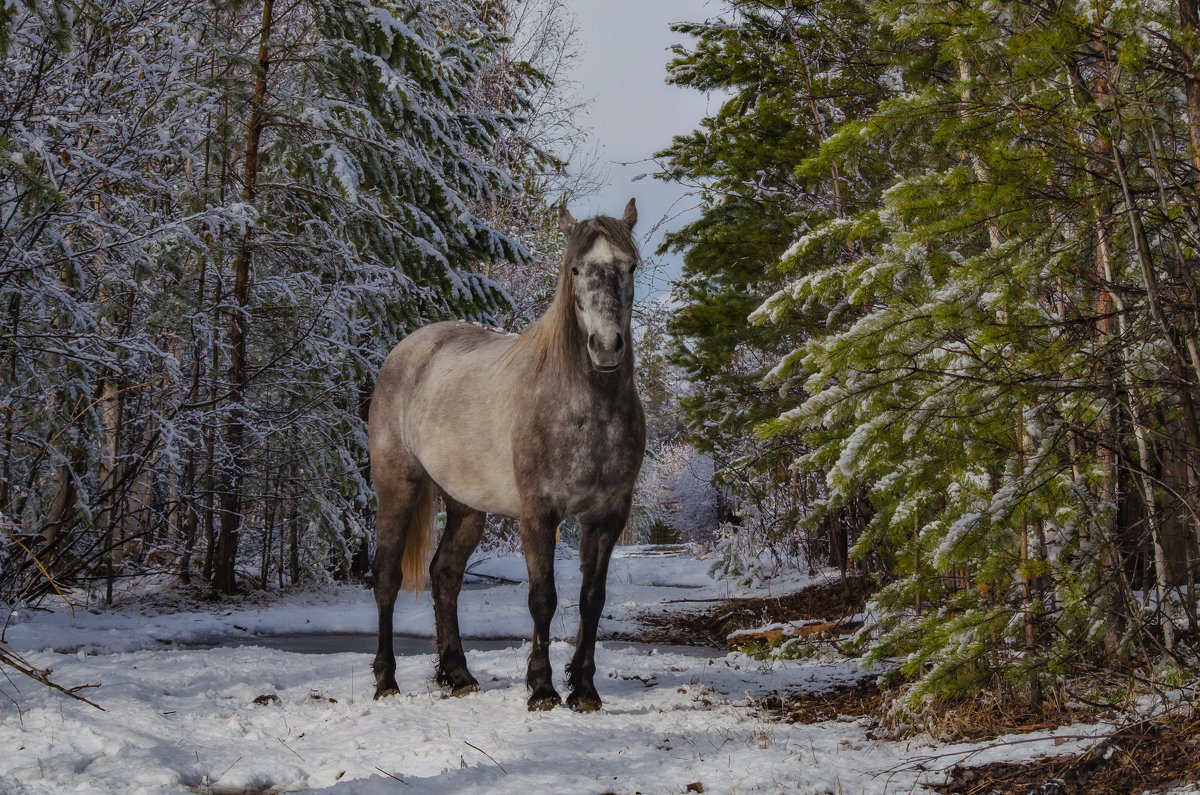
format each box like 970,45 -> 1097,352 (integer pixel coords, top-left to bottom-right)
571,416 -> 637,478
551,410 -> 642,497
520,403 -> 642,502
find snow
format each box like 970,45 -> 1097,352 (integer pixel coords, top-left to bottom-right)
3,548 -> 759,656
0,549 -> 1110,794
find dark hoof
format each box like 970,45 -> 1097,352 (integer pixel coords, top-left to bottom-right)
374,684 -> 400,700
436,667 -> 480,697
566,691 -> 602,713
527,687 -> 562,712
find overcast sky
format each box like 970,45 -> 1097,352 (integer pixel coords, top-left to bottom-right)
567,0 -> 725,300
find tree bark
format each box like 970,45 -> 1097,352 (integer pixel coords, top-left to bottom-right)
212,0 -> 275,593
1177,0 -> 1200,189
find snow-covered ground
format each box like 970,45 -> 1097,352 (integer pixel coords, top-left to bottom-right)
0,548 -> 1108,794
2,546 -> 766,655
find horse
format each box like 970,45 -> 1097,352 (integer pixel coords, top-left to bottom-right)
368,199 -> 646,712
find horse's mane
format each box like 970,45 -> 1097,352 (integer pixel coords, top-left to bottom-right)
508,215 -> 638,377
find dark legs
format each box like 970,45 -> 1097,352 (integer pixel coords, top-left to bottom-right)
566,507 -> 627,712
372,468 -> 427,700
521,503 -> 562,710
377,481 -> 626,712
431,497 -> 486,695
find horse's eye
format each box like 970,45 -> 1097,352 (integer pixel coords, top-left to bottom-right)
571,266 -> 579,276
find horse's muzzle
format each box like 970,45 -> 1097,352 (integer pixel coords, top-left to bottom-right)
587,333 -> 625,371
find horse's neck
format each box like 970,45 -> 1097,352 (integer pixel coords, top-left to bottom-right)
577,346 -> 636,402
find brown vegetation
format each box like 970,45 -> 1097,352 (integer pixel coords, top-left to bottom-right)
628,573 -> 878,648
933,711 -> 1200,795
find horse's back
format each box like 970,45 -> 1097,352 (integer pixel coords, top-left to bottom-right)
370,321 -> 524,517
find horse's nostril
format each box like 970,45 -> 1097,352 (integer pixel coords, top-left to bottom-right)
588,332 -> 623,359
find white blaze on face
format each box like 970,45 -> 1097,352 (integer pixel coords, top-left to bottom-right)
575,237 -> 633,371
582,237 -> 614,265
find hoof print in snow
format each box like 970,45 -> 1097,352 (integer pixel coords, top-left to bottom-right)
308,692 -> 337,704
252,693 -> 279,706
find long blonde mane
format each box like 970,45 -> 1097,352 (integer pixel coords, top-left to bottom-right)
507,216 -> 638,377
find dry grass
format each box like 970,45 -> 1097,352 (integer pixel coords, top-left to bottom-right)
756,680 -> 887,728
932,710 -> 1200,794
626,573 -> 878,648
879,686 -> 1111,744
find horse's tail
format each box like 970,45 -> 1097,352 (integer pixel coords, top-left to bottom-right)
400,482 -> 434,594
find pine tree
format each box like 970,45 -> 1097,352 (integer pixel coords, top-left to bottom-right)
657,0 -> 890,565
665,0 -> 1200,705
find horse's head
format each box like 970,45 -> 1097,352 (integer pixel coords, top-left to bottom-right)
559,199 -> 638,373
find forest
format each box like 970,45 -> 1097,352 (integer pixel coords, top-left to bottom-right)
659,0 -> 1200,711
6,0 -> 1200,790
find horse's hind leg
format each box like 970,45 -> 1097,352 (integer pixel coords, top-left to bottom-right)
431,496 -> 485,695
566,504 -> 628,713
372,460 -> 427,700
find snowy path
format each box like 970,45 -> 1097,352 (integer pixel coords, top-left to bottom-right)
0,549 -> 1105,794
2,547 -> 756,656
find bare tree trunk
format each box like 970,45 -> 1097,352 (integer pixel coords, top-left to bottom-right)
288,500 -> 299,585
2,293 -> 22,513
780,0 -> 843,219
1016,416 -> 1042,710
261,468 -> 276,588
1096,206 -> 1177,650
213,0 -> 275,593
201,264 -> 222,583
1065,59 -> 1132,660
1177,0 -> 1200,193
99,381 -> 123,602
179,451 -> 198,583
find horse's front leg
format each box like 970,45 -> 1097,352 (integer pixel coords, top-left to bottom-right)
520,502 -> 562,711
567,505 -> 628,712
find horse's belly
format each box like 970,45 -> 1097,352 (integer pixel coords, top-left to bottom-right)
417,440 -> 522,517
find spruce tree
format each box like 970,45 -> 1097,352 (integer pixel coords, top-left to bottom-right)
657,0 -> 890,564
664,0 -> 1200,705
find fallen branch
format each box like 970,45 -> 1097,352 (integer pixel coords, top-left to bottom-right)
463,569 -> 522,585
882,732 -> 1106,777
660,598 -> 731,604
0,643 -> 104,710
727,619 -> 863,649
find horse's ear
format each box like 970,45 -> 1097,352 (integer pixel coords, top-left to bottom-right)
621,197 -> 637,230
558,205 -> 577,235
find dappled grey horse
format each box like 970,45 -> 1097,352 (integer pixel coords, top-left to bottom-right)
369,200 -> 646,711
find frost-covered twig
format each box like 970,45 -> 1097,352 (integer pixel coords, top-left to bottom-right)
464,740 -> 508,774
0,642 -> 104,710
